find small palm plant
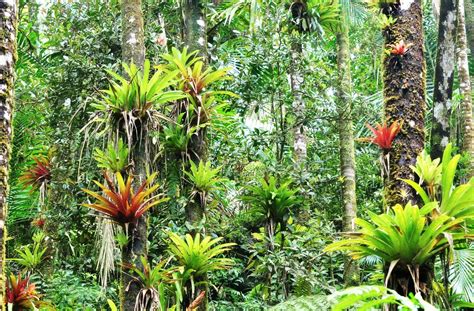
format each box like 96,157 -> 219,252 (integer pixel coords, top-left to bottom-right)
167,231 -> 235,308
82,172 -> 168,229
5,273 -> 39,310
93,138 -> 130,173
243,176 -> 300,237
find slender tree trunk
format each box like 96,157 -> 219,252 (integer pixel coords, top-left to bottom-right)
120,1 -> 146,310
121,0 -> 145,68
182,0 -> 207,58
336,23 -> 359,286
0,0 -> 17,307
382,0 -> 426,208
431,0 -> 458,159
457,0 -> 474,177
464,0 -> 474,54
290,40 -> 307,166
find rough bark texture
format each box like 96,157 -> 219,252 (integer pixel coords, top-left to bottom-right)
382,0 -> 426,209
182,0 -> 207,58
457,0 -> 474,177
336,25 -> 359,286
0,0 -> 17,306
121,1 -> 146,309
121,0 -> 145,68
431,0 -> 458,159
290,41 -> 307,165
464,0 -> 474,54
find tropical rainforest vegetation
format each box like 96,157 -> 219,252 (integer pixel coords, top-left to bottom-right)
0,0 -> 473,310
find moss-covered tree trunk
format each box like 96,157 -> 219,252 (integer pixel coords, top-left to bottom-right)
431,0 -> 458,159
457,0 -> 474,177
0,0 -> 17,306
120,1 -> 146,310
336,22 -> 359,286
182,0 -> 207,58
382,0 -> 426,208
382,0 -> 430,298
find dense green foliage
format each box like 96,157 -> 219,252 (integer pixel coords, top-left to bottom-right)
5,0 -> 474,310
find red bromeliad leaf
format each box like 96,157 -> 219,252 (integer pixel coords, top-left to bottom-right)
82,172 -> 168,225
5,274 -> 39,309
19,156 -> 51,190
363,120 -> 403,150
390,40 -> 413,56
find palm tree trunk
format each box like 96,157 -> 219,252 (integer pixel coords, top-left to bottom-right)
457,0 -> 474,178
382,0 -> 426,208
120,1 -> 146,309
336,23 -> 359,286
0,0 -> 17,306
182,0 -> 207,58
431,0 -> 458,159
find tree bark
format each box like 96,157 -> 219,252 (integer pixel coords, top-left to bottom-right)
120,1 -> 146,309
431,0 -> 458,159
382,0 -> 426,212
0,0 -> 17,306
457,0 -> 474,177
336,23 -> 359,286
121,0 -> 145,68
464,0 -> 474,54
290,41 -> 307,166
182,0 -> 207,58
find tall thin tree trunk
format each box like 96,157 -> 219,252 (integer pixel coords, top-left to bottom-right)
122,0 -> 145,68
431,0 -> 458,159
382,0 -> 426,208
464,0 -> 474,54
457,0 -> 474,177
0,0 -> 17,306
336,22 -> 359,286
182,0 -> 207,58
290,41 -> 307,166
120,1 -> 146,310
382,0 -> 429,297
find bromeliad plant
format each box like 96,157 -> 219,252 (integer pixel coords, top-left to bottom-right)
184,160 -> 224,210
243,177 -> 300,238
19,156 -> 52,191
93,138 -> 130,173
11,232 -> 48,273
359,120 -> 403,183
407,150 -> 442,200
123,256 -> 176,311
82,172 -> 168,229
403,143 -> 474,219
5,273 -> 39,310
167,231 -> 235,307
324,201 -> 473,295
19,155 -> 52,208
